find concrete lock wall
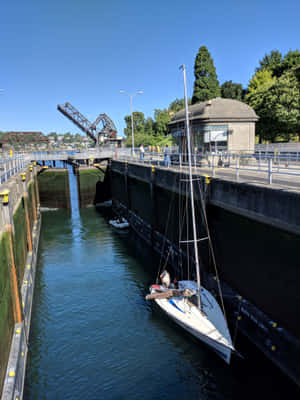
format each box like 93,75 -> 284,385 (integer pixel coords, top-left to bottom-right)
0,165 -> 41,400
111,160 -> 300,336
38,168 -> 71,209
110,160 -> 300,386
77,166 -> 111,207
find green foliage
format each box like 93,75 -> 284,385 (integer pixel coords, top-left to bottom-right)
221,81 -> 244,101
192,46 -> 220,104
153,109 -> 170,136
256,50 -> 283,76
281,50 -> 300,75
246,70 -> 279,142
247,69 -> 276,93
247,68 -> 300,142
270,71 -> 300,140
168,98 -> 191,113
123,107 -> 174,147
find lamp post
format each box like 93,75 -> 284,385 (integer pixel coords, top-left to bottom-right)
120,90 -> 143,155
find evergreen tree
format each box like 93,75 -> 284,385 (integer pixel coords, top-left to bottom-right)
192,46 -> 220,104
220,80 -> 244,101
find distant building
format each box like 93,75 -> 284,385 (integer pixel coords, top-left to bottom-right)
0,132 -> 48,149
168,98 -> 259,153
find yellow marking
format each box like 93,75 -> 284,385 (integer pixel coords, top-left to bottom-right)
203,174 -> 210,184
0,189 -> 10,204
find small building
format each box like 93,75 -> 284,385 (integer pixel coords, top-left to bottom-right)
168,98 -> 259,153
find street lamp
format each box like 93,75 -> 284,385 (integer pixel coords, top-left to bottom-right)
120,90 -> 143,155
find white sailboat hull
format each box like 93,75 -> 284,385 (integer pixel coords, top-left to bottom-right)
151,281 -> 234,364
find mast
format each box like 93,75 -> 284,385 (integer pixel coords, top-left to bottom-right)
180,64 -> 201,309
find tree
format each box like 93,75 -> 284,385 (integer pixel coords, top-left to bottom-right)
246,70 -> 278,142
124,112 -> 146,146
269,71 -> 300,141
168,98 -> 191,113
281,50 -> 300,74
256,50 -> 283,76
220,81 -> 244,101
247,68 -> 300,142
192,46 -> 220,104
144,117 -> 155,136
153,109 -> 170,137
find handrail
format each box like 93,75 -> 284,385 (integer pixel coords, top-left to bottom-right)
1,149 -> 299,187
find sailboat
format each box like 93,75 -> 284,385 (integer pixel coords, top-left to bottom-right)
146,65 -> 234,364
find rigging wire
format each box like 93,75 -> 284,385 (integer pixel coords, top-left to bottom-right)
194,160 -> 229,324
156,172 -> 180,284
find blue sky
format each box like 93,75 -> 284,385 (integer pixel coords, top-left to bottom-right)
1,0 -> 300,137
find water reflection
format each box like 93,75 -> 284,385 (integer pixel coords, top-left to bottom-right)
24,206 -> 300,400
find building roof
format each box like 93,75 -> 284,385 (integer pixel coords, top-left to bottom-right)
169,98 -> 259,126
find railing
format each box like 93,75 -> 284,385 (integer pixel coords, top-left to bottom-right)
1,149 -> 299,187
0,155 -> 29,184
255,142 -> 300,152
116,151 -> 300,186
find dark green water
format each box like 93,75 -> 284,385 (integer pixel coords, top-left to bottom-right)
24,168 -> 299,399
